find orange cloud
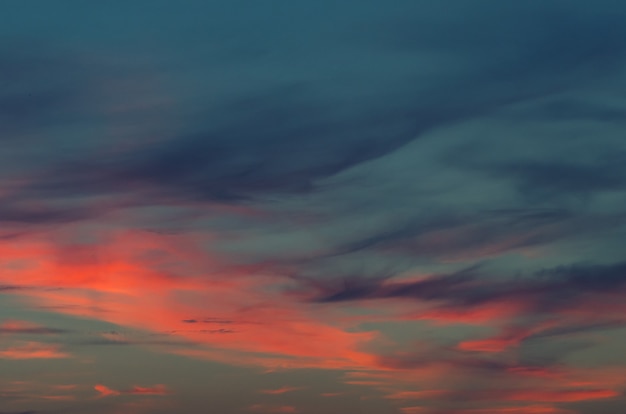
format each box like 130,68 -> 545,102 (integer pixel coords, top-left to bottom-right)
457,337 -> 522,353
0,229 -> 378,371
386,387 -> 619,404
1,320 -> 40,331
502,388 -> 619,402
0,342 -> 69,359
95,384 -> 121,397
386,390 -> 448,400
52,384 -> 79,390
320,392 -> 344,397
259,386 -> 304,395
1,226 -> 625,414
404,300 -> 528,325
129,385 -> 170,395
95,384 -> 169,398
457,321 -> 558,353
40,395 -> 76,401
447,406 -> 575,414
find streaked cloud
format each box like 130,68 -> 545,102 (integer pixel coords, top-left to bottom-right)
1,1 -> 625,414
0,342 -> 69,360
94,384 -> 170,398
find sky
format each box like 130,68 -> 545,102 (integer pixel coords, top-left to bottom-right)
1,1 -> 626,413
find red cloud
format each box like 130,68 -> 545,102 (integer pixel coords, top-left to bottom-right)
0,342 -> 69,359
320,392 -> 344,397
399,406 -> 575,414
447,406 -> 576,414
404,300 -> 528,325
386,387 -> 619,403
502,388 -> 619,402
95,383 -> 169,397
130,384 -> 170,395
457,322 -> 557,353
387,390 -> 448,400
1,320 -> 40,332
94,384 -> 121,397
259,386 -> 304,395
2,227 -> 625,414
1,230 -> 376,371
457,337 -> 523,353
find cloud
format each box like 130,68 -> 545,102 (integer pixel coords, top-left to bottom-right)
0,342 -> 69,359
94,384 -> 120,397
442,407 -> 575,414
248,404 -> 298,413
0,412 -> 38,414
0,229 -> 378,371
387,387 -> 619,403
0,320 -> 68,335
94,384 -> 169,398
1,2 -> 626,414
312,261 -> 626,316
8,2 -> 625,216
0,285 -> 28,292
259,387 -> 304,395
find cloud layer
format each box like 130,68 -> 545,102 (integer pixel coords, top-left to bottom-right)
1,1 -> 626,414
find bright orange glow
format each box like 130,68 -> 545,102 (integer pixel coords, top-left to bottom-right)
0,230 -> 378,371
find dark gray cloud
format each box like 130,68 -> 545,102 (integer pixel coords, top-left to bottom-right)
327,208 -> 581,260
6,1 -> 625,210
312,261 -> 626,311
0,411 -> 37,414
0,326 -> 68,335
0,285 -> 28,292
66,91 -> 422,201
182,318 -> 234,325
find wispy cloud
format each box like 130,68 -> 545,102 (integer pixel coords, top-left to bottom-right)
0,320 -> 68,335
94,384 -> 170,398
259,387 -> 304,395
0,342 -> 69,359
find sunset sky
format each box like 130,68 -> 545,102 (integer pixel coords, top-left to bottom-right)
1,1 -> 626,413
